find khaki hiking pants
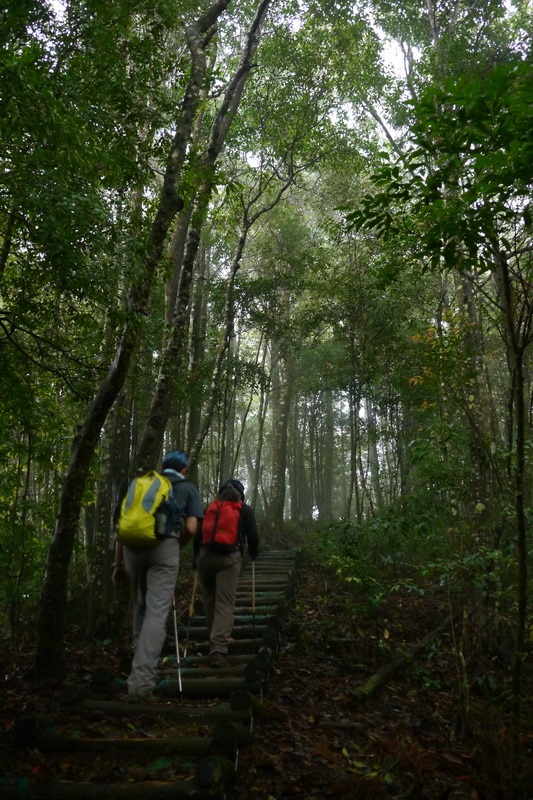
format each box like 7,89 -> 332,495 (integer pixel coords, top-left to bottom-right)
197,549 -> 242,656
123,537 -> 180,696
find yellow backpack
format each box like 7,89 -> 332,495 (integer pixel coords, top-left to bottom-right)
117,471 -> 175,547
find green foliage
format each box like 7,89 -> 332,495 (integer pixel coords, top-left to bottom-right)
422,543 -> 518,600
298,495 -> 523,653
0,0 -> 193,629
347,58 -> 533,271
0,334 -> 81,629
300,487 -> 456,600
0,2 -> 528,688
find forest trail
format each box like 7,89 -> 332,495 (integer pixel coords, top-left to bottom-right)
3,10 -> 531,798
1,550 -> 296,798
1,554 -> 531,799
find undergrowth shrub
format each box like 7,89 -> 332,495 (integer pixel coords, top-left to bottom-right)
297,493 -> 522,623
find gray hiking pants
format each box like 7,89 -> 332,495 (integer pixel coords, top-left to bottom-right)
197,549 -> 242,655
123,537 -> 180,696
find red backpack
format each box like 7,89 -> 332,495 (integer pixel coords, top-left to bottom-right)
202,499 -> 243,546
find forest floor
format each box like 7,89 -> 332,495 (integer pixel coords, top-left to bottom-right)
232,564 -> 532,800
1,560 -> 532,799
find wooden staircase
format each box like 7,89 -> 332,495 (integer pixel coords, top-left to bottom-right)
4,549 -> 299,799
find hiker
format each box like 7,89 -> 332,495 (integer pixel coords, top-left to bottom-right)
193,478 -> 259,668
112,449 -> 204,702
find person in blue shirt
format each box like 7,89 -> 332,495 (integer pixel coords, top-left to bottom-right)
113,449 -> 203,702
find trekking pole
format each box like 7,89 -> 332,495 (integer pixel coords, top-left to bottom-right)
184,570 -> 198,660
172,593 -> 182,693
252,559 -> 256,653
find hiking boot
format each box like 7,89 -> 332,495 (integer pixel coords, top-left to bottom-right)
127,692 -> 163,704
209,652 -> 229,668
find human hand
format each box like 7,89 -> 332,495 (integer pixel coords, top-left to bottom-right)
112,564 -> 127,586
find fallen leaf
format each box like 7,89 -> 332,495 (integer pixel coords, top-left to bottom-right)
442,752 -> 463,765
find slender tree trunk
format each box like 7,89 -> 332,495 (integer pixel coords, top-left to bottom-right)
344,384 -> 360,520
312,399 -> 322,516
10,433 -> 32,630
453,270 -> 494,517
365,396 -> 383,513
190,188 -> 294,472
493,247 -> 530,794
358,446 -> 374,519
189,230 -> 248,471
85,374 -> 134,640
0,208 -> 15,276
232,355 -> 261,476
289,400 -> 312,521
319,389 -> 334,519
136,0 -> 273,471
267,340 -> 293,529
85,307 -> 136,639
33,4 -> 228,680
186,242 -> 210,485
308,399 -> 317,516
251,344 -> 270,514
165,207 -> 194,327
164,43 -> 216,328
288,407 -> 298,520
237,338 -> 269,508
85,432 -> 112,638
107,383 -> 134,638
219,336 -> 237,482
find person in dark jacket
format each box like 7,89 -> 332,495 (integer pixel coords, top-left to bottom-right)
193,478 -> 259,668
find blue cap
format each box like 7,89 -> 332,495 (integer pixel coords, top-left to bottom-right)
162,450 -> 189,471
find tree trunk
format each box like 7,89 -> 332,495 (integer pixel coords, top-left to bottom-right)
452,271 -> 495,515
267,340 -> 293,530
164,42 -> 217,330
34,4 -> 229,680
289,400 -> 311,521
251,358 -> 270,514
185,241 -> 210,485
351,615 -> 453,702
493,247 -> 529,791
344,384 -> 361,521
10,433 -> 32,631
84,434 -> 112,638
319,389 -> 334,519
189,166 -> 296,475
365,396 -> 384,513
136,0 -> 273,471
219,336 -> 237,482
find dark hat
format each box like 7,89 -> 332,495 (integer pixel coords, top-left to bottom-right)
220,477 -> 245,500
162,449 -> 189,471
